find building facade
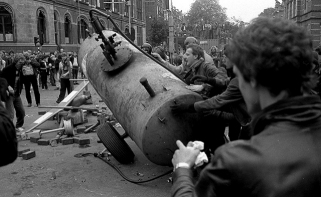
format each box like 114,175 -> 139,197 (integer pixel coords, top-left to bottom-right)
0,0 -> 146,52
283,0 -> 321,48
145,0 -> 166,42
273,0 -> 285,18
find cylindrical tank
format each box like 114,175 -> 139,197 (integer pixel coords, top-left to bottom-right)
78,30 -> 203,166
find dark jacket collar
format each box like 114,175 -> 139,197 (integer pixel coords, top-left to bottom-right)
251,95 -> 321,135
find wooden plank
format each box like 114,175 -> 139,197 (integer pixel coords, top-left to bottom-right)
38,106 -> 98,111
23,81 -> 90,133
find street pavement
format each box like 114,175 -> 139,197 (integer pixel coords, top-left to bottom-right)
0,82 -> 172,197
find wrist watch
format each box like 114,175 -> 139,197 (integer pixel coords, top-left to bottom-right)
175,162 -> 190,171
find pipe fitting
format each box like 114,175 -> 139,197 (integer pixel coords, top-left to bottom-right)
140,77 -> 155,97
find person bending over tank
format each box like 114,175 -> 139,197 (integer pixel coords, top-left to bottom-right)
153,44 -> 228,97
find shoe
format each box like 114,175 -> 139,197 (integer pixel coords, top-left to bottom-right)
54,87 -> 59,90
36,103 -> 40,107
56,100 -> 61,104
27,103 -> 32,107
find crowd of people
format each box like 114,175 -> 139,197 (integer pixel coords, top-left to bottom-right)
0,48 -> 81,133
169,17 -> 321,197
1,16 -> 321,196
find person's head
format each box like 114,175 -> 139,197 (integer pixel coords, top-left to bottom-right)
22,51 -> 30,60
60,48 -> 64,53
14,53 -> 26,70
9,50 -> 14,56
223,44 -> 233,70
210,46 -> 218,56
61,52 -> 68,63
183,44 -> 204,68
40,55 -> 49,62
184,37 -> 199,46
153,46 -> 166,60
37,54 -> 44,61
141,43 -> 152,54
174,54 -> 183,66
50,54 -> 56,61
228,17 -> 314,115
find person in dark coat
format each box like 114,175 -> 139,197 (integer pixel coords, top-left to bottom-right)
0,53 -> 26,132
171,17 -> 321,197
56,53 -> 72,103
0,86 -> 17,167
48,53 -> 56,86
54,54 -> 62,90
21,52 -> 41,107
39,55 -> 49,90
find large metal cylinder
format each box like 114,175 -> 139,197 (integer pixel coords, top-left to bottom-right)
78,30 -> 202,166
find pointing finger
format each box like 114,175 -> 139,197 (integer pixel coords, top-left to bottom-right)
176,140 -> 185,149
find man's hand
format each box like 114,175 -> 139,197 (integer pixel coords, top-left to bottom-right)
172,140 -> 200,168
191,75 -> 208,84
170,100 -> 195,113
151,53 -> 165,63
192,75 -> 217,86
8,86 -> 14,95
185,84 -> 204,92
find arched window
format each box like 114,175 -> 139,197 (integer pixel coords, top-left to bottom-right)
54,11 -> 59,45
37,9 -> 47,44
78,18 -> 88,44
0,5 -> 14,42
65,15 -> 72,44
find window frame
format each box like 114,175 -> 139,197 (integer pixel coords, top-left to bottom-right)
37,8 -> 47,45
0,4 -> 14,42
64,15 -> 72,44
78,18 -> 89,44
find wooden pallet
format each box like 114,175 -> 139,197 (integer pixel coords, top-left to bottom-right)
23,81 -> 90,133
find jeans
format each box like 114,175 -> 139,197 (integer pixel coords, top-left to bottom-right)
55,70 -> 60,88
49,69 -> 56,86
5,95 -> 25,128
23,75 -> 40,104
72,68 -> 78,80
57,78 -> 71,102
40,72 -> 48,89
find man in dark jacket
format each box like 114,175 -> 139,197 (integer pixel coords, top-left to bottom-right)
171,17 -> 321,197
0,53 -> 25,132
153,44 -> 228,97
0,77 -> 17,167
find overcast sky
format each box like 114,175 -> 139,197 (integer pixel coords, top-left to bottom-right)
172,0 -> 276,22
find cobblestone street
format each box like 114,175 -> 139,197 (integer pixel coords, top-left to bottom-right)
0,83 -> 172,197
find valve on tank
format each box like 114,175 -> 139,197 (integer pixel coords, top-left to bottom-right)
90,15 -> 132,72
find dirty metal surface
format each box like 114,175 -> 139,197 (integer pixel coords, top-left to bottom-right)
101,47 -> 133,72
79,30 -> 203,166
